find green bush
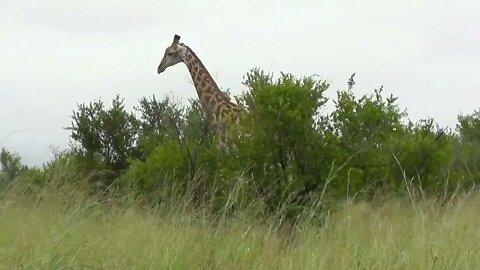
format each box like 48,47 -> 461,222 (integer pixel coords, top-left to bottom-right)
1,148 -> 26,183
66,95 -> 140,174
327,75 -> 406,196
455,109 -> 480,185
391,118 -> 455,194
232,69 -> 330,211
32,68 -> 476,218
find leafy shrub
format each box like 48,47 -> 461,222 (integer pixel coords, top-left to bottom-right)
455,109 -> 480,185
67,95 -> 140,174
0,148 -> 26,182
49,69 -> 479,218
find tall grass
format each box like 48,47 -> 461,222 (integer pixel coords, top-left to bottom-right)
1,180 -> 479,270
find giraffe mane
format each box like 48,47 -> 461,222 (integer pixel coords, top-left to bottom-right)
182,45 -> 236,105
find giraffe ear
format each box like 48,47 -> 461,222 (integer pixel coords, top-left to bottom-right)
173,34 -> 181,44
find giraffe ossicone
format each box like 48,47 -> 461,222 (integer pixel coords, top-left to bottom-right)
157,34 -> 244,150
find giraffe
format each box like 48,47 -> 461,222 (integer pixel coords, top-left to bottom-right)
157,34 -> 243,150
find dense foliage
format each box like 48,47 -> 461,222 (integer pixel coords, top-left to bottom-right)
2,69 -> 479,218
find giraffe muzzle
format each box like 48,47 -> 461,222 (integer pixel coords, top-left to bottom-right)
157,65 -> 166,74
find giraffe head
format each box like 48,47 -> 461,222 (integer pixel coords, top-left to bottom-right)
157,34 -> 187,74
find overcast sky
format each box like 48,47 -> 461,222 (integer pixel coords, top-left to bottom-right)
1,0 -> 479,166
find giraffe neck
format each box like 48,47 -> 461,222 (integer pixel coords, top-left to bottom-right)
179,44 -> 238,125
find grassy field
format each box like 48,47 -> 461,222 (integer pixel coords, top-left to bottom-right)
0,186 -> 479,270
